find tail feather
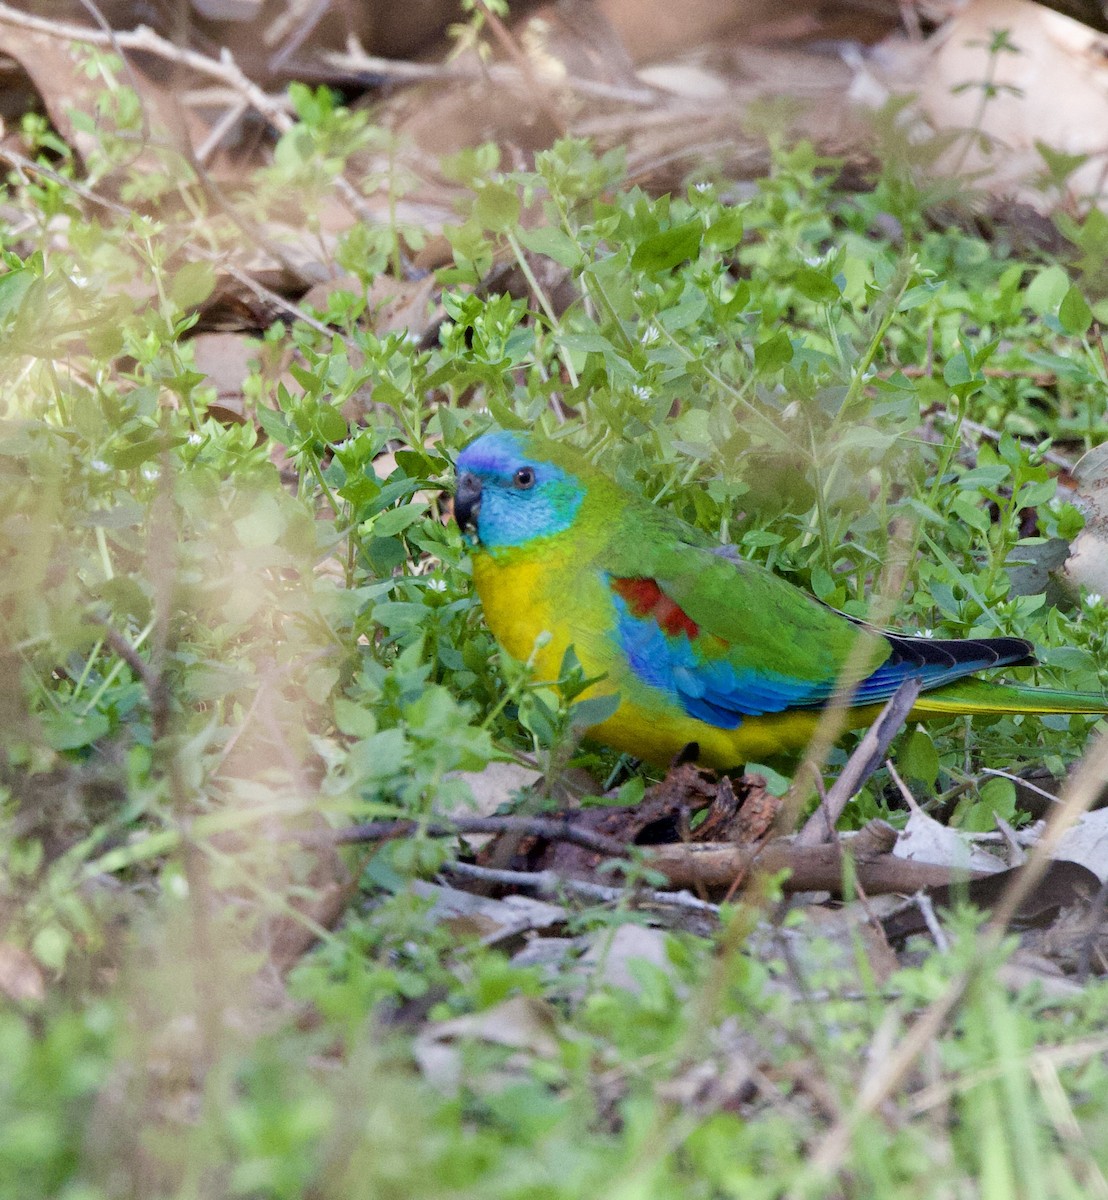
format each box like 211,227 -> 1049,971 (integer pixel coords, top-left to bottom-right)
912,676 -> 1108,717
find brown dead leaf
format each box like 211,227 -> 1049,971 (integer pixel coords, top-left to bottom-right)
0,26 -> 200,170
191,332 -> 260,424
0,942 -> 46,1004
264,830 -> 358,976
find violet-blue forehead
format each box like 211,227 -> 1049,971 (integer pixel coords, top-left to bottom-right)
456,430 -> 532,479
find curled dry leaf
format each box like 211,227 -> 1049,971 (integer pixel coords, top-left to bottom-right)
870,0 -> 1108,207
1056,809 -> 1108,882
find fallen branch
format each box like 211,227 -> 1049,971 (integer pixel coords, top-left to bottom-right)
647,820 -> 985,895
331,813 -> 987,898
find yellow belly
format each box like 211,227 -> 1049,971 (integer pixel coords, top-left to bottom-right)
471,548 -> 881,769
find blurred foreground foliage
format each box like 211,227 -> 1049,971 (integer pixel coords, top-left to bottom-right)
1,68 -> 1107,1199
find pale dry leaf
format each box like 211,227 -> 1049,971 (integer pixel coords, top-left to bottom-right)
452,761 -> 541,818
580,923 -> 680,995
894,808 -> 1008,873
410,880 -> 565,946
871,0 -> 1108,207
425,994 -> 561,1055
1055,809 -> 1108,882
1065,442 -> 1108,597
636,63 -> 729,99
412,994 -> 562,1091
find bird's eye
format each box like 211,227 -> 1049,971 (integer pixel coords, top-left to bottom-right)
513,466 -> 536,490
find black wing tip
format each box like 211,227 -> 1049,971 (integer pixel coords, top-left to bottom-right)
887,631 -> 1036,671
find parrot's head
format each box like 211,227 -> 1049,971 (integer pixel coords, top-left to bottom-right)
454,430 -> 584,549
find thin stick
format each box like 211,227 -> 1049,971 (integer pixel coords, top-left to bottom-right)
441,860 -> 720,915
328,814 -> 631,860
796,678 -> 922,845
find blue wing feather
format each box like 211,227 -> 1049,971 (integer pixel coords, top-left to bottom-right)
610,580 -> 1034,731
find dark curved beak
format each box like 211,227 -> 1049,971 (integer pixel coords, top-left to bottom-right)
454,471 -> 482,533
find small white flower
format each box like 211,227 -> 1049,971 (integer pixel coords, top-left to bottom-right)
913,629 -> 936,638
632,385 -> 652,401
187,432 -> 203,446
1086,592 -> 1103,608
90,459 -> 111,474
426,578 -> 447,592
640,326 -> 660,346
693,181 -> 712,193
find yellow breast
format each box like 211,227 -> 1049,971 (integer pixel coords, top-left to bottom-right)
471,546 -> 600,684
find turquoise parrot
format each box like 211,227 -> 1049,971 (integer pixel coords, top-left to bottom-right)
453,430 -> 1108,768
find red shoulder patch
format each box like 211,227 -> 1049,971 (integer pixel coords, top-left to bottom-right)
611,577 -> 699,640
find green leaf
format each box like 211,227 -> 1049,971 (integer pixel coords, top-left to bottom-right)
0,267 -> 33,320
754,330 -> 793,371
631,220 -> 703,272
347,728 -> 410,779
951,494 -> 990,533
569,691 -> 621,732
1025,265 -> 1069,315
473,183 -> 521,233
516,225 -> 582,267
169,260 -> 216,309
744,762 -> 792,796
1058,285 -> 1093,336
900,728 -> 939,787
975,776 -> 1017,827
792,267 -> 841,303
257,406 -> 295,445
372,504 -> 426,537
703,208 -> 744,251
334,698 -> 377,738
42,709 -> 110,750
233,494 -> 285,547
616,776 -> 646,806
315,406 -> 348,444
